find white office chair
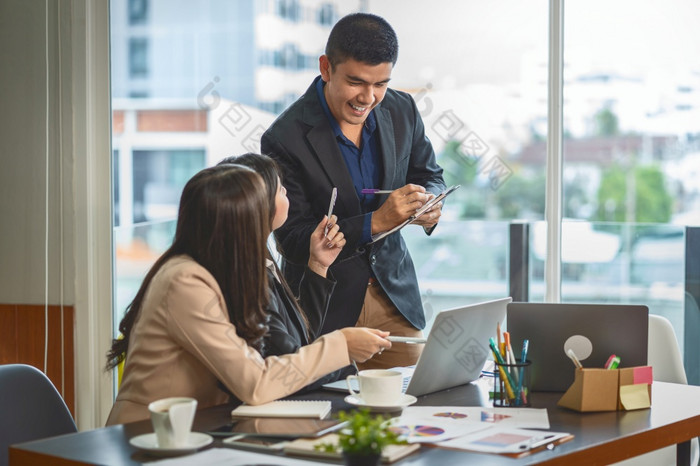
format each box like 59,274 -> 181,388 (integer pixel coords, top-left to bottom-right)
613,314 -> 699,466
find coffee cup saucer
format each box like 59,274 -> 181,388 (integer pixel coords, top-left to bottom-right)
344,393 -> 417,412
129,432 -> 213,456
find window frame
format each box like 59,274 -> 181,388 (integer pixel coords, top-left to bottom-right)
70,0 -> 114,429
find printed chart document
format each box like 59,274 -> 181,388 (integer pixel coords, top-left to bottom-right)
371,185 -> 460,243
438,427 -> 572,454
388,406 -> 569,455
231,400 -> 331,419
387,406 -> 550,445
398,406 -> 550,429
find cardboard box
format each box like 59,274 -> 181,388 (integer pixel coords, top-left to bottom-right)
558,366 -> 653,412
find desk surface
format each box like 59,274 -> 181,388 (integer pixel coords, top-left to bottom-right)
10,381 -> 700,466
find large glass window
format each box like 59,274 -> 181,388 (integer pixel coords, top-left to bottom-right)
109,1 -> 696,369
368,1 -> 548,325
109,0 -> 363,357
110,0 -> 547,340
560,0 -> 700,353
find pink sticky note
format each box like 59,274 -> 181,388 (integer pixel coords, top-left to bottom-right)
633,366 -> 653,385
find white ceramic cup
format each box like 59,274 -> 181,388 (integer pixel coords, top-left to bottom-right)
148,397 -> 197,448
346,369 -> 403,405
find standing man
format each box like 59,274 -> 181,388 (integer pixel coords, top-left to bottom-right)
262,13 -> 445,369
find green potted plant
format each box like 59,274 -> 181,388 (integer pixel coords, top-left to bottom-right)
316,409 -> 405,466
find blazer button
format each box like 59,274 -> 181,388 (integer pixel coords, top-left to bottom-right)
370,255 -> 377,265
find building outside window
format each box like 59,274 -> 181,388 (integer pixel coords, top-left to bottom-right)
318,3 -> 335,26
128,37 -> 148,79
276,0 -> 300,21
128,0 -> 148,25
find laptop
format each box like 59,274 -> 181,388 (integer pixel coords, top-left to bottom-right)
323,297 -> 512,396
506,302 -> 649,392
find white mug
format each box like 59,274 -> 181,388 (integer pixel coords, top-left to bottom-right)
148,397 -> 197,448
347,369 -> 403,405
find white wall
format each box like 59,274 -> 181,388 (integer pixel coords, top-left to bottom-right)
0,0 -> 74,304
0,0 -> 114,429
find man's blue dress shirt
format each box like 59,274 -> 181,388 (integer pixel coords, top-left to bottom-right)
315,76 -> 382,244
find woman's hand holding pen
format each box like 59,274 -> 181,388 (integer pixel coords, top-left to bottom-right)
339,328 -> 391,363
307,214 -> 345,277
370,184 -> 430,234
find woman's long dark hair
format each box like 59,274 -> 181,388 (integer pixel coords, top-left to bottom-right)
106,165 -> 271,370
218,153 -> 311,335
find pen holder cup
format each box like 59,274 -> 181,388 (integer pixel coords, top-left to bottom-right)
493,360 -> 531,407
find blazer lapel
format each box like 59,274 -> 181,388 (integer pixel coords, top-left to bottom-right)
301,84 -> 361,214
375,105 -> 397,189
269,273 -> 309,344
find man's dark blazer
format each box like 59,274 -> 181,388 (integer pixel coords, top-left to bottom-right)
261,77 -> 445,333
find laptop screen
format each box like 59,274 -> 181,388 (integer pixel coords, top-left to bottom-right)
506,302 -> 648,392
321,297 -> 512,397
405,297 -> 511,396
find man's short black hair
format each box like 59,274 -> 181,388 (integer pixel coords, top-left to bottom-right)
325,13 -> 398,67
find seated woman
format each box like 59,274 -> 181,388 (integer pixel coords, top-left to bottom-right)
219,153 -> 353,391
105,165 -> 390,425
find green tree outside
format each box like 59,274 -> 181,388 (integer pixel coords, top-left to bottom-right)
437,140 -> 485,218
595,163 -> 672,223
594,107 -> 620,137
492,171 -> 546,219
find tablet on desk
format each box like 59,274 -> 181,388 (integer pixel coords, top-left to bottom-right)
222,434 -> 288,452
208,417 -> 346,438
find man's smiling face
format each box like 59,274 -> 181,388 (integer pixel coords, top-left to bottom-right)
320,55 -> 392,131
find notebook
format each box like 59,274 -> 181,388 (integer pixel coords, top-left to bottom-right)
231,400 -> 331,419
506,302 -> 649,392
324,297 -> 512,397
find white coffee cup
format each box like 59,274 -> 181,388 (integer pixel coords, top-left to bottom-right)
346,369 -> 403,405
148,397 -> 197,448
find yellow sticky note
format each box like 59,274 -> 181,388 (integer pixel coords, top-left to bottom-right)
620,384 -> 651,410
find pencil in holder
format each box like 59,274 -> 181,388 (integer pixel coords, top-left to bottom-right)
493,360 -> 531,407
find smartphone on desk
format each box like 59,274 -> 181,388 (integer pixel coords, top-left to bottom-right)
208,417 -> 345,438
222,434 -> 288,452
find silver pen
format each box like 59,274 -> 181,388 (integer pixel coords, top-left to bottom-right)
387,336 -> 427,344
324,187 -> 338,237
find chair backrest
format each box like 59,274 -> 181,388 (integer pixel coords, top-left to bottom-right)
684,291 -> 700,385
0,364 -> 77,466
647,314 -> 688,384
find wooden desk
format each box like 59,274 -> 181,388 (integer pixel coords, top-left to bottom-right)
10,381 -> 700,465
